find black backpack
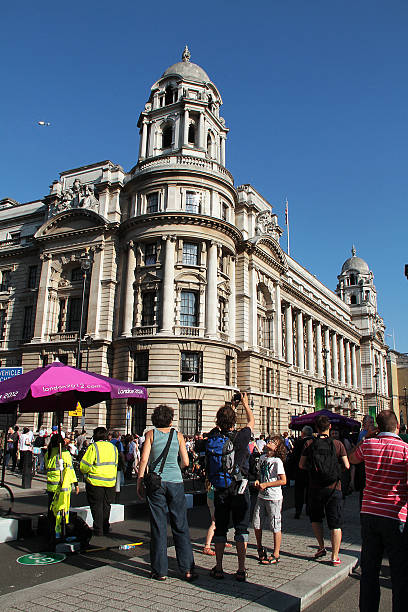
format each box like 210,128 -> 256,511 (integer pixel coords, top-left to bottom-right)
308,436 -> 340,487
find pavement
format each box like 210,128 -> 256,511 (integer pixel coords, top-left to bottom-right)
0,482 -> 362,612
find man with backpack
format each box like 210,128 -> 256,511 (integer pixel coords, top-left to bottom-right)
299,415 -> 349,565
205,391 -> 254,582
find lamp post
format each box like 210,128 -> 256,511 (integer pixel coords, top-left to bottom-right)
84,334 -> 94,371
322,348 -> 329,410
374,367 -> 379,415
403,386 -> 407,426
75,252 -> 92,370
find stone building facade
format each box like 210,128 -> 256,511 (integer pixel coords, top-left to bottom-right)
0,49 -> 389,434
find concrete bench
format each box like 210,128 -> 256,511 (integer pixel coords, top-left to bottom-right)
0,517 -> 19,543
72,504 -> 124,528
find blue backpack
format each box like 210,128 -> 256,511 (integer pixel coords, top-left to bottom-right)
206,432 -> 239,489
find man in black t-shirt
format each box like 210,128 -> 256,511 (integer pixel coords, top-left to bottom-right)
209,392 -> 254,582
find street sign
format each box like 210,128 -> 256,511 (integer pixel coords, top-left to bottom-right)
69,402 -> 83,417
17,552 -> 66,565
0,367 -> 23,382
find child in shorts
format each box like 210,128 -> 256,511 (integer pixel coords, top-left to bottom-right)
253,435 -> 287,564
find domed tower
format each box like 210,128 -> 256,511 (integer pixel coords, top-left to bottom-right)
136,45 -> 228,166
336,245 -> 377,310
337,246 -> 389,414
117,48 -> 240,432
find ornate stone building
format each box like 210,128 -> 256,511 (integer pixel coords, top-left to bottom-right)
0,48 -> 389,434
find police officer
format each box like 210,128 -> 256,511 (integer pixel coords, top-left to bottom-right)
80,427 -> 118,536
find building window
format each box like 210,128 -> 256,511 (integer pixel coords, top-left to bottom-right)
185,191 -> 200,213
146,192 -> 159,214
297,382 -> 303,403
180,291 -> 198,327
308,385 -> 313,404
133,351 -> 149,381
188,123 -> 196,145
0,309 -> 7,340
0,269 -> 11,292
42,354 -> 49,367
225,356 -> 233,386
182,242 -> 198,265
132,405 -> 147,437
218,297 -> 226,332
58,354 -> 68,365
145,243 -> 157,266
27,265 -> 38,289
162,125 -> 173,148
350,294 -> 357,305
179,400 -> 202,435
141,292 -> 155,326
221,202 -> 228,221
165,86 -> 176,105
58,299 -> 66,332
71,267 -> 83,282
266,368 -> 272,394
276,370 -> 280,395
67,297 -> 82,332
288,380 -> 292,399
22,305 -> 35,341
181,351 -> 202,382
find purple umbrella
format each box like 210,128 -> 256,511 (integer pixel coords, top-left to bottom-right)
0,361 -> 147,413
290,409 -> 361,431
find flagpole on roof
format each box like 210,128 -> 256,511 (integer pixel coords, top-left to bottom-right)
285,198 -> 290,256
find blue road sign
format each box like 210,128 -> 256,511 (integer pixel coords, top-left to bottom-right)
0,367 -> 23,382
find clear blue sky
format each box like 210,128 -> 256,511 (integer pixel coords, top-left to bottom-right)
1,1 -> 407,350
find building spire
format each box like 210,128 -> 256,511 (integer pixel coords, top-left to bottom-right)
351,244 -> 356,257
182,45 -> 191,62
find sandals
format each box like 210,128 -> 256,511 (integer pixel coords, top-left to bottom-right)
314,547 -> 327,559
269,555 -> 280,564
184,570 -> 198,582
258,547 -> 270,565
202,546 -> 216,556
235,569 -> 248,582
210,566 -> 224,579
151,573 -> 167,581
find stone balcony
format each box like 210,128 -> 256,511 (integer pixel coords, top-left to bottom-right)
48,331 -> 78,342
133,154 -> 234,185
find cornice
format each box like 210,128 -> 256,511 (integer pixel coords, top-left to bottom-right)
35,225 -> 107,243
120,212 -> 243,244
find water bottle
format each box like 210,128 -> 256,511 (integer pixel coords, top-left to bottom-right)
118,544 -> 134,550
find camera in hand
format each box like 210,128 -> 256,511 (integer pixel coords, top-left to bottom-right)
232,391 -> 242,403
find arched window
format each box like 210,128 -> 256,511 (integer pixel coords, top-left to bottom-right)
350,274 -> 356,285
188,123 -> 195,145
350,294 -> 357,305
162,124 -> 173,149
165,86 -> 175,105
207,132 -> 215,158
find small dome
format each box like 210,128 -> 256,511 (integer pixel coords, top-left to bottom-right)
341,246 -> 370,274
162,46 -> 210,83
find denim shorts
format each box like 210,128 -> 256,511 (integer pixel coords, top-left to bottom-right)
253,497 -> 282,533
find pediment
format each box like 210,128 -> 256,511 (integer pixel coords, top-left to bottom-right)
248,236 -> 288,271
175,270 -> 206,284
138,271 -> 160,283
35,209 -> 107,238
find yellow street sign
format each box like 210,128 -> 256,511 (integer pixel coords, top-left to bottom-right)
69,402 -> 83,417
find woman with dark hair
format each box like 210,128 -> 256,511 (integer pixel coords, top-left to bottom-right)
137,405 -> 196,582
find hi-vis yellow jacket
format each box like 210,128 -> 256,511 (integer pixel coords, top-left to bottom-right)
51,466 -> 74,536
45,449 -> 77,493
80,441 -> 118,487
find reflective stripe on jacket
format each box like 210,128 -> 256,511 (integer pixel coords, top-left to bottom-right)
80,441 -> 118,487
45,449 -> 76,493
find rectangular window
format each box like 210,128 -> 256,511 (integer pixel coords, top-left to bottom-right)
180,291 -> 197,327
185,191 -> 200,214
266,368 -> 272,394
276,370 -> 280,395
182,242 -> 198,266
297,382 -> 303,403
0,269 -> 11,292
288,380 -> 292,399
179,400 -> 202,435
145,243 -> 157,266
146,192 -> 159,214
0,309 -> 7,340
67,297 -> 82,331
133,350 -> 149,381
58,354 -> 68,365
22,305 -> 34,341
225,356 -> 233,386
218,297 -> 226,332
221,202 -> 228,221
58,299 -> 67,332
180,351 -> 202,382
27,265 -> 38,289
141,292 -> 155,326
42,355 -> 49,367
308,385 -> 313,404
71,267 -> 83,282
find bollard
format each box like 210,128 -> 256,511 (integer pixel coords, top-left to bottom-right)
22,451 -> 33,489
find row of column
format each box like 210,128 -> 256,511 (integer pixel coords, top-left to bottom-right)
122,238 -> 235,342
283,305 -> 358,387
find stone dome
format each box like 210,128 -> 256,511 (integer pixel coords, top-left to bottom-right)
341,246 -> 370,274
161,46 -> 210,83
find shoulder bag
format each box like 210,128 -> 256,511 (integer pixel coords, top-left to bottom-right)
143,428 -> 175,496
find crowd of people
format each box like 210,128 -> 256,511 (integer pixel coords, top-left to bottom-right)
1,398 -> 407,611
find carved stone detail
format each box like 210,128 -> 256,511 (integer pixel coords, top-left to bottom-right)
47,179 -> 99,218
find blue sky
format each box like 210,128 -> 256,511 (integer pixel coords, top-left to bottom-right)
1,1 -> 407,350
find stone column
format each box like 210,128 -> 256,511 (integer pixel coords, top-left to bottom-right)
324,328 -> 331,381
351,344 -> 358,388
332,332 -> 338,381
345,341 -> 352,386
122,242 -> 136,336
206,241 -> 218,338
229,256 -> 236,344
339,337 -> 345,383
220,136 -> 226,166
307,317 -> 314,373
274,283 -> 282,359
285,304 -> 293,365
183,109 -> 189,146
296,311 -> 304,371
33,254 -> 52,341
87,246 -> 104,337
198,112 -> 205,149
161,236 -> 176,334
249,264 -> 258,347
316,323 -> 323,377
139,120 -> 148,160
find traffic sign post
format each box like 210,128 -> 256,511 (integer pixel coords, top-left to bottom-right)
0,367 -> 23,488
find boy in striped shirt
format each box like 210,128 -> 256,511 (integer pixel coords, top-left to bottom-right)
350,410 -> 408,612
